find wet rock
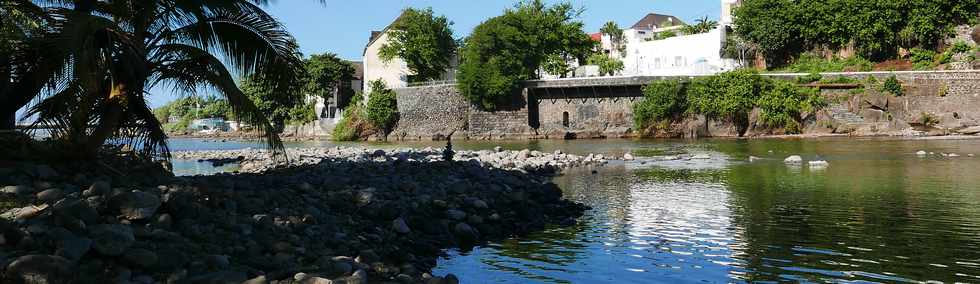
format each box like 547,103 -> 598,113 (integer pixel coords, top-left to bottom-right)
90,224 -> 135,256
453,223 -> 479,244
446,209 -> 466,221
622,153 -> 634,161
34,165 -> 59,180
808,160 -> 830,167
186,270 -> 248,284
111,191 -> 161,220
392,218 -> 411,234
36,188 -> 64,204
5,254 -> 74,284
204,254 -> 230,270
57,237 -> 92,261
123,248 -> 159,268
784,155 -> 803,164
916,150 -> 928,156
2,185 -> 34,195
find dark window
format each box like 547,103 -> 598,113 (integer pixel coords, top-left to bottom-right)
562,112 -> 570,127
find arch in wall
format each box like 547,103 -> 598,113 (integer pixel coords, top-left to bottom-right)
562,111 -> 570,127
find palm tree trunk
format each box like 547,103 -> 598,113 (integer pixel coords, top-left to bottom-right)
84,83 -> 128,157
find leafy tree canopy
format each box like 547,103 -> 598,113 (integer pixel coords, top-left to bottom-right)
304,53 -> 356,101
457,0 -> 594,110
733,0 -> 980,65
379,7 -> 457,83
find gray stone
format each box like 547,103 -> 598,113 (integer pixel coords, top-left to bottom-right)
36,188 -> 64,203
57,237 -> 92,261
204,254 -> 230,270
123,248 -> 159,268
5,255 -> 74,284
956,126 -> 980,135
84,181 -> 110,197
916,150 -> 928,156
34,165 -> 59,180
243,276 -> 269,284
471,199 -> 488,209
187,270 -> 248,284
305,277 -> 334,284
90,224 -> 135,256
453,223 -> 479,243
253,214 -> 273,228
622,153 -> 634,161
784,155 -> 803,164
2,185 -> 34,195
111,191 -> 162,220
348,269 -> 368,284
392,218 -> 411,234
446,209 -> 466,221
444,274 -> 460,284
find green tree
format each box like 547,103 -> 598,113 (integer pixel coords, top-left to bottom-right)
457,0 -> 594,110
364,80 -> 399,133
586,53 -> 624,76
304,53 -> 356,103
634,80 -> 686,130
757,80 -> 824,133
686,69 -> 767,136
10,0 -> 304,160
240,74 -> 311,131
681,16 -> 718,35
600,21 -> 625,54
733,0 -> 980,65
379,7 -> 457,83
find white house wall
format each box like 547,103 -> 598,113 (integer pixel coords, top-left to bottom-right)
623,29 -> 738,76
363,31 -> 410,93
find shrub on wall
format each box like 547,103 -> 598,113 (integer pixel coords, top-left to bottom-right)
634,70 -> 825,136
633,80 -> 686,130
881,75 -> 904,96
757,80 -> 825,133
365,80 -> 399,133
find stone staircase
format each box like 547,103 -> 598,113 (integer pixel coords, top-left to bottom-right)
826,104 -> 868,130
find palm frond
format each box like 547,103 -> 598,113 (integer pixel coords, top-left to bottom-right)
150,43 -> 286,161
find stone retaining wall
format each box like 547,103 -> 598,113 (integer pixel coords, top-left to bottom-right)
391,71 -> 980,140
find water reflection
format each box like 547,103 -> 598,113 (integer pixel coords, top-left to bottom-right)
434,138 -> 980,283
166,137 -> 980,282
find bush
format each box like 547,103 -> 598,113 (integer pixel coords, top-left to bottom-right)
881,75 -> 903,96
797,73 -> 823,84
909,48 -> 938,70
779,54 -> 874,73
365,80 -> 399,133
633,70 -> 827,136
587,53 -> 625,76
332,92 -> 371,141
633,80 -> 686,130
757,80 -> 824,133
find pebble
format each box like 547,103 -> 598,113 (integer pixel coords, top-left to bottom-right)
393,218 -> 411,234
90,224 -> 135,256
36,188 -> 64,203
784,155 -> 803,164
916,150 -> 927,156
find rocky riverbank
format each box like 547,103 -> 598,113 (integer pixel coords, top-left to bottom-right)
0,147 -> 596,283
174,146 -> 611,176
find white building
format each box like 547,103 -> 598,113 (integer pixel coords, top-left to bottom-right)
363,26 -> 410,93
598,0 -> 742,76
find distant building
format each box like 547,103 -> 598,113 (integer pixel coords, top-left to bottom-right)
189,118 -> 227,132
314,61 -> 363,122
595,1 -> 742,76
362,12 -> 457,94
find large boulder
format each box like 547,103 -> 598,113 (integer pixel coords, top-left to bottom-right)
110,191 -> 161,220
89,224 -> 135,256
4,255 -> 74,284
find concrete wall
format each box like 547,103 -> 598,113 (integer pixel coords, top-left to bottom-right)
389,71 -> 980,140
535,98 -> 638,138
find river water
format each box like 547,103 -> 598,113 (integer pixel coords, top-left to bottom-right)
170,137 -> 980,283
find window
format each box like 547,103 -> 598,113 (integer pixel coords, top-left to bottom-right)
562,112 -> 570,127
675,56 -> 684,67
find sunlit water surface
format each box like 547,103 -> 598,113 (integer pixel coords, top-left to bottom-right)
170,137 -> 980,283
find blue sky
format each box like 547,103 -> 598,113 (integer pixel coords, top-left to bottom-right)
155,0 -> 721,108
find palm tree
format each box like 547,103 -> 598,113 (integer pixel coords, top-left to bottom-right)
1,0 -> 53,130
9,0 -> 304,160
681,16 -> 719,35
